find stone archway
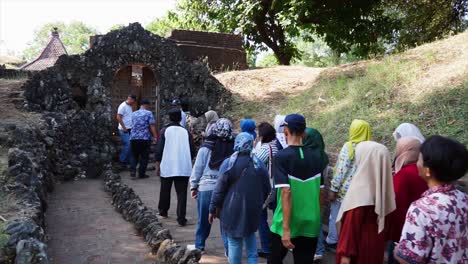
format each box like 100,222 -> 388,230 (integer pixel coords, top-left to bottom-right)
24,22 -> 232,178
111,64 -> 159,134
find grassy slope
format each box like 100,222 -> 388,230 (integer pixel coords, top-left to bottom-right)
219,32 -> 468,158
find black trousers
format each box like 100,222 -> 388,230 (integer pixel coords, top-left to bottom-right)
269,232 -> 317,264
130,139 -> 150,177
158,176 -> 188,222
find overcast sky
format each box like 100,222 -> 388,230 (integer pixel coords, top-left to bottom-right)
0,0 -> 176,56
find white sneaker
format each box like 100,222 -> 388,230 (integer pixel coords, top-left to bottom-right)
186,244 -> 196,250
314,254 -> 323,260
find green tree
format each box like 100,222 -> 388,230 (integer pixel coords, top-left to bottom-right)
157,0 -> 397,65
386,0 -> 467,50
22,21 -> 98,61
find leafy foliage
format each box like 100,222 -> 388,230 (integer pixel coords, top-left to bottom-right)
22,21 -> 98,61
147,0 -> 466,66
386,0 -> 468,50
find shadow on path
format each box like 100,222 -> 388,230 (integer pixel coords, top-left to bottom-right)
46,179 -> 154,264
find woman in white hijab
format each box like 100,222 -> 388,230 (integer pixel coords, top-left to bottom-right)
393,123 -> 425,143
274,115 -> 288,149
335,141 -> 396,264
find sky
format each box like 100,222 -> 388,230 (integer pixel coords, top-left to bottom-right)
0,0 -> 176,56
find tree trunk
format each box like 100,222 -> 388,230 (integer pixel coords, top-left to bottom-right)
275,52 -> 292,65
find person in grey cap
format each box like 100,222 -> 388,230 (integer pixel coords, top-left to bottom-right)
129,98 -> 157,179
117,94 -> 136,167
171,98 -> 187,128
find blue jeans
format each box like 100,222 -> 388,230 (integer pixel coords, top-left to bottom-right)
195,190 -> 216,250
118,130 -> 134,164
258,209 -> 271,253
315,225 -> 326,256
326,201 -> 341,244
227,233 -> 257,264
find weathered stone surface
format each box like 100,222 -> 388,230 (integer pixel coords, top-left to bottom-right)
24,22 -> 231,117
15,238 -> 49,264
104,170 -> 201,263
2,22 -> 229,264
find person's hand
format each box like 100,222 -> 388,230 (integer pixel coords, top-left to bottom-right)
393,242 -> 399,260
340,256 -> 351,264
208,213 -> 215,224
155,165 -> 160,177
281,229 -> 295,250
122,127 -> 128,133
329,191 -> 338,201
191,190 -> 198,199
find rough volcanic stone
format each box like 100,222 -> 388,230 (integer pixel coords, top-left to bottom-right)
15,238 -> 49,264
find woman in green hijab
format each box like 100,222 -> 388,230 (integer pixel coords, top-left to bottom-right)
303,127 -> 330,260
303,127 -> 329,172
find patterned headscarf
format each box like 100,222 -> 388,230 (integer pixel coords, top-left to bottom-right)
213,118 -> 234,139
207,118 -> 235,170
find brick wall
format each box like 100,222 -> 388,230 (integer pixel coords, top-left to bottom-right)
169,30 -> 248,72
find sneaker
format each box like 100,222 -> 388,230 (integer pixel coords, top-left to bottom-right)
138,175 -> 149,179
158,212 -> 168,219
325,242 -> 337,252
314,254 -> 323,261
130,172 -> 136,178
178,219 -> 187,226
257,251 -> 270,259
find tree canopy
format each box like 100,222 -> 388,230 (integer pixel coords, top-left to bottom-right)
146,0 -> 467,65
22,21 -> 98,61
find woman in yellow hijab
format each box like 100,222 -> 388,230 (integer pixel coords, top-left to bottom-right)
321,119 -> 371,249
346,119 -> 372,160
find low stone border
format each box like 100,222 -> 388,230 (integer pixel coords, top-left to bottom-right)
103,170 -> 201,264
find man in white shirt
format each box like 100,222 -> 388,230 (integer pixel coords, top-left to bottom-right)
155,108 -> 195,226
171,99 -> 187,128
117,95 -> 136,166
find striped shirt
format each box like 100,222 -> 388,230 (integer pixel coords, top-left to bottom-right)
255,140 -> 279,171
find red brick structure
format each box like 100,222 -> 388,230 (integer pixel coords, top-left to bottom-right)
168,30 -> 248,72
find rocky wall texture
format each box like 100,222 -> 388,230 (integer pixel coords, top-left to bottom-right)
24,22 -> 232,118
1,22 -> 230,263
104,171 -> 201,264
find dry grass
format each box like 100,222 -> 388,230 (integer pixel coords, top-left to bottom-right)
218,31 -> 468,155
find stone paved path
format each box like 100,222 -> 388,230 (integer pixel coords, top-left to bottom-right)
46,179 -> 155,264
122,168 -> 336,264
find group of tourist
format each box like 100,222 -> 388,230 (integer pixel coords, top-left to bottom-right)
117,95 -> 467,264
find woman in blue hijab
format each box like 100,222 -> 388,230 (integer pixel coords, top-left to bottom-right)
209,133 -> 270,264
240,119 -> 257,139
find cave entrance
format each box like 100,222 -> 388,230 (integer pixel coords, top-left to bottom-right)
111,64 -> 160,135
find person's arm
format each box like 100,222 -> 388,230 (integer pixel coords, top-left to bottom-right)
149,113 -> 157,144
209,160 -> 230,223
280,187 -> 294,249
330,145 -> 351,200
154,128 -> 166,176
188,130 -> 196,159
117,114 -> 127,132
117,104 -> 128,132
255,144 -> 270,165
190,148 -> 208,197
272,154 -> 294,249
